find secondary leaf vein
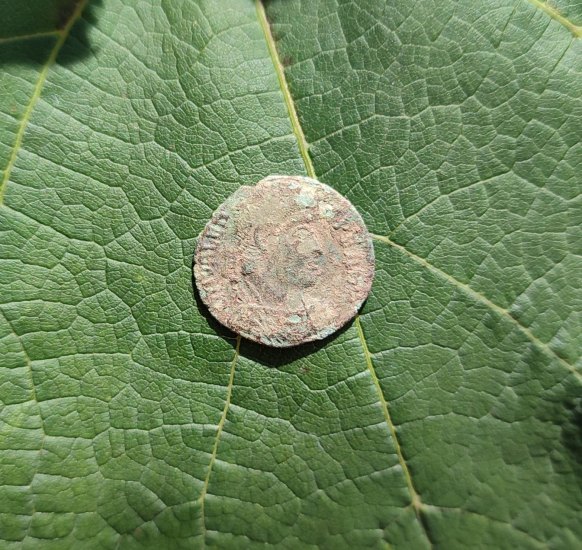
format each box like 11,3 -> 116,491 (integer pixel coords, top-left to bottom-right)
199,335 -> 241,547
0,30 -> 60,45
371,233 -> 581,382
355,316 -> 433,548
0,0 -> 89,206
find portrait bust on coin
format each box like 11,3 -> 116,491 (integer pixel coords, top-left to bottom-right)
194,175 -> 375,347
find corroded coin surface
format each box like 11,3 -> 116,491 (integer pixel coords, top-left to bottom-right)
194,175 -> 375,347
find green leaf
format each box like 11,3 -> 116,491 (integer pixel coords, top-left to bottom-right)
530,0 -> 582,29
0,0 -> 76,39
1,0 -> 581,548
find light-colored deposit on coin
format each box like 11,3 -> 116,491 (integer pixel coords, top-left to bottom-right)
194,175 -> 375,347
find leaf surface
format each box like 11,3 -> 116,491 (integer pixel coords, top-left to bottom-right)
1,0 -> 581,548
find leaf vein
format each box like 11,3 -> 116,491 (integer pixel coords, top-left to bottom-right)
355,316 -> 433,548
371,233 -> 582,382
0,30 -> 60,45
256,0 -> 316,179
0,0 -> 89,206
257,3 -> 433,544
525,0 -> 582,37
199,335 -> 241,547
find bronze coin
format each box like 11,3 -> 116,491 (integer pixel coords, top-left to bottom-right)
194,175 -> 375,347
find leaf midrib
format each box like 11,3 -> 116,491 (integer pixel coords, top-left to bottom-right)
255,0 -> 433,546
526,0 -> 582,37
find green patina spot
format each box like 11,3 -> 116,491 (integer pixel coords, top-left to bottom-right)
296,193 -> 316,207
317,326 -> 336,339
242,262 -> 255,274
288,314 -> 302,324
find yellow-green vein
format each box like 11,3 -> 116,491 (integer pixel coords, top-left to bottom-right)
199,335 -> 241,546
526,0 -> 582,37
355,316 -> 432,547
0,0 -> 89,206
257,2 -> 432,545
371,233 -> 581,383
256,0 -> 316,179
0,30 -> 60,45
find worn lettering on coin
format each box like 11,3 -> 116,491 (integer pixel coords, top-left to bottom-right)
194,175 -> 375,347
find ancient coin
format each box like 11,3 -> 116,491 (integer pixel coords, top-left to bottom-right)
194,175 -> 375,347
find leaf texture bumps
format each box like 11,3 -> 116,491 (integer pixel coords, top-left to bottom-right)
0,0 -> 581,548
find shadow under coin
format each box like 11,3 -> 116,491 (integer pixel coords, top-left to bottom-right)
238,320 -> 352,368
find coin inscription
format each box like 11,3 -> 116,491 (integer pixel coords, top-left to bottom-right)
194,175 -> 375,347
